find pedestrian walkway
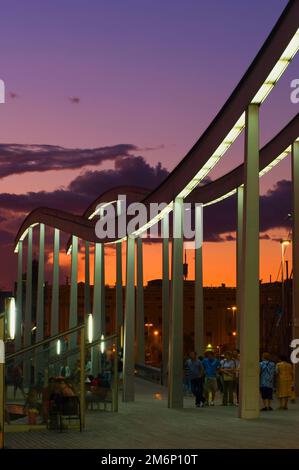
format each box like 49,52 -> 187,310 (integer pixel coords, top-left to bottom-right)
5,378 -> 299,449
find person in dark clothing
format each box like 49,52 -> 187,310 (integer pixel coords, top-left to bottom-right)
12,364 -> 26,399
186,351 -> 204,407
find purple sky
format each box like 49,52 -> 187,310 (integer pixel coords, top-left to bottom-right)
0,0 -> 298,289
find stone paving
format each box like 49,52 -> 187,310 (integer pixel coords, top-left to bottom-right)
5,378 -> 299,449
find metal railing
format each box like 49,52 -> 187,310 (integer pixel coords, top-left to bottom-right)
1,320 -> 119,448
135,363 -> 162,384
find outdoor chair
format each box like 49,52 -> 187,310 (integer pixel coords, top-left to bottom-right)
86,386 -> 112,411
48,395 -> 82,432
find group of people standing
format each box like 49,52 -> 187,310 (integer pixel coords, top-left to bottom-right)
184,350 -> 240,407
260,352 -> 294,411
184,349 -> 295,410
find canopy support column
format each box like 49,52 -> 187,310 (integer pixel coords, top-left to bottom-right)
239,104 -> 260,419
194,204 -> 204,356
168,198 -> 184,409
123,236 -> 135,402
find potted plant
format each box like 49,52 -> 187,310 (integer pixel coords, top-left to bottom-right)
25,387 -> 40,425
27,407 -> 39,425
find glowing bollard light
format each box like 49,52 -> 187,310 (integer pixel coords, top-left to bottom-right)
6,297 -> 16,340
100,334 -> 105,354
56,339 -> 61,355
88,314 -> 93,344
9,297 -> 16,340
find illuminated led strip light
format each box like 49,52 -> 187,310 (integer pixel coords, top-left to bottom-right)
129,115 -> 246,238
88,200 -> 118,220
177,114 -> 246,200
132,202 -> 173,238
258,146 -> 291,177
129,30 -> 299,234
205,146 -> 293,208
66,200 -> 120,251
203,189 -> 238,207
14,223 -> 39,253
252,29 -> 299,104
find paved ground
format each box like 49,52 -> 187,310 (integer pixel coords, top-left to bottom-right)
5,378 -> 299,449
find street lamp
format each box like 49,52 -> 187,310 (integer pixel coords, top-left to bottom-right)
231,306 -> 237,328
227,306 -> 237,346
227,306 -> 237,330
144,323 -> 153,337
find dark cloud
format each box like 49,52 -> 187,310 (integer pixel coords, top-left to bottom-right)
260,180 -> 292,232
260,233 -> 271,240
204,179 -> 292,241
0,156 -> 169,215
139,144 -> 165,152
0,159 -> 292,241
0,155 -> 169,289
69,155 -> 169,197
224,234 -> 236,242
0,191 -> 89,214
69,96 -> 80,104
0,143 -> 137,178
203,197 -> 237,241
9,92 -> 19,99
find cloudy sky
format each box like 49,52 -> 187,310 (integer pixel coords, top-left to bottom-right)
0,0 -> 297,289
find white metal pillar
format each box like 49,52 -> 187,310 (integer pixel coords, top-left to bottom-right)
36,224 -> 45,342
51,228 -> 60,337
69,235 -> 78,357
169,198 -> 184,409
123,236 -> 135,402
162,214 -> 170,385
136,237 -> 145,364
35,224 -> 45,379
92,243 -> 103,375
116,242 -> 123,337
194,204 -> 204,356
16,241 -> 23,351
239,103 -> 260,419
24,227 -> 33,386
84,241 -> 91,316
292,140 -> 299,396
236,186 -> 244,351
101,244 -> 106,336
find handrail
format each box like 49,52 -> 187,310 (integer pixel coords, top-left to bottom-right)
135,363 -> 162,384
86,333 -> 117,351
6,324 -> 84,361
